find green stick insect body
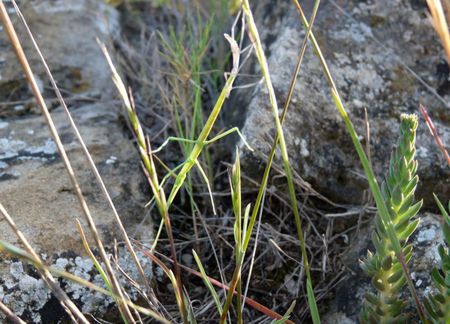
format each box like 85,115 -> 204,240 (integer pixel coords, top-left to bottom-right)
167,34 -> 240,207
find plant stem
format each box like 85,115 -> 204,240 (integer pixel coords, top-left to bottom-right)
221,1 -> 321,322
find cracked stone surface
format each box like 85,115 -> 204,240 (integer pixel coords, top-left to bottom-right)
0,103 -> 151,254
0,0 -> 120,107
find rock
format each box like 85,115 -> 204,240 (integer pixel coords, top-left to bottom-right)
0,0 -> 120,113
0,103 -> 151,255
323,213 -> 445,322
236,0 -> 450,206
0,1 -> 154,321
0,0 -> 149,257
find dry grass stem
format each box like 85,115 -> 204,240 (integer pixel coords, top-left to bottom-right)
426,0 -> 450,64
0,300 -> 26,324
0,3 -> 135,322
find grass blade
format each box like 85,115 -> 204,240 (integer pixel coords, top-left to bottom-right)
192,250 -> 223,315
167,33 -> 241,207
0,3 -> 135,321
10,0 -> 150,293
271,301 -> 296,324
76,220 -> 112,291
220,1 -> 322,322
102,44 -> 188,323
140,247 -> 293,323
0,203 -> 88,323
0,300 -> 26,324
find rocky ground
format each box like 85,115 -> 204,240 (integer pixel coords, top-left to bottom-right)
0,0 -> 448,323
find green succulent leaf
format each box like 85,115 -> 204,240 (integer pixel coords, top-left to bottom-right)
397,219 -> 420,242
365,293 -> 381,306
424,298 -> 439,319
372,276 -> 386,292
382,255 -> 393,271
387,269 -> 403,284
396,200 -> 422,225
426,196 -> 450,323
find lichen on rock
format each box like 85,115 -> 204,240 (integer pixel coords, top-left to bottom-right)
0,248 -> 153,323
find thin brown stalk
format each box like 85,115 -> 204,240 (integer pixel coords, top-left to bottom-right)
0,3 -> 134,322
0,297 -> 27,324
10,0 -> 150,293
419,103 -> 450,166
0,204 -> 88,324
101,45 -> 188,323
426,0 -> 450,64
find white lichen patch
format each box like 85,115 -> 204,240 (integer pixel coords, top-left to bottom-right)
1,248 -> 152,322
416,279 -> 423,287
9,261 -> 24,280
1,267 -> 50,323
300,139 -> 310,157
0,138 -> 27,159
416,146 -> 429,159
413,215 -> 445,266
0,161 -> 8,169
0,136 -> 58,165
54,257 -> 69,270
417,227 -> 438,243
105,155 -> 118,165
24,138 -> 57,156
333,22 -> 373,43
0,120 -> 9,129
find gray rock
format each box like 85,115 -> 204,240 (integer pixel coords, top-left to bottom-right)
0,0 -> 120,109
0,103 -> 151,255
236,0 -> 450,206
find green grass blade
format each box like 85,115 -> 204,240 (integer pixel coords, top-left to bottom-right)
167,33 -> 240,207
434,193 -> 450,223
192,250 -> 223,315
225,1 -> 322,323
306,279 -> 320,323
271,301 -> 296,324
76,220 -> 112,291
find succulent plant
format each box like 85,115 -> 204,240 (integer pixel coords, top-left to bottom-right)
360,114 -> 423,323
424,196 -> 450,323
